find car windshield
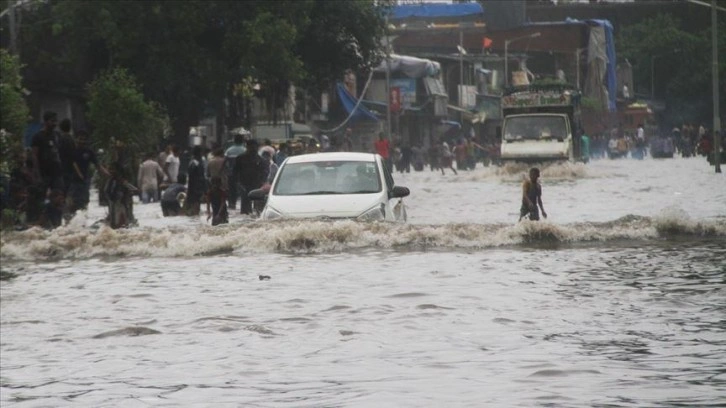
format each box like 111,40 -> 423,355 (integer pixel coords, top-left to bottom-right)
273,160 -> 382,196
503,116 -> 567,141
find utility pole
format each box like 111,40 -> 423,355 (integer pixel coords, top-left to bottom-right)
385,19 -> 392,142
686,0 -> 723,172
712,0 -> 721,173
575,48 -> 586,90
7,0 -> 17,54
459,28 -> 464,125
650,55 -> 658,103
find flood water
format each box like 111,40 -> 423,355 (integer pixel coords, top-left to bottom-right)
1,156 -> 725,407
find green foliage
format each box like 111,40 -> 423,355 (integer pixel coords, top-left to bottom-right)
618,13 -> 726,127
86,67 -> 166,157
0,49 -> 31,174
48,0 -> 225,139
31,0 -> 389,140
1,208 -> 22,231
215,0 -> 389,122
295,0 -> 389,89
532,77 -> 567,86
242,10 -> 305,118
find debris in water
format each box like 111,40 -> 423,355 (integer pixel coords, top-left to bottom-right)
92,326 -> 161,339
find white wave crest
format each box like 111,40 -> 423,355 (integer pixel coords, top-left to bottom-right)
492,161 -> 590,182
652,206 -> 726,236
2,215 -> 724,262
414,161 -> 592,184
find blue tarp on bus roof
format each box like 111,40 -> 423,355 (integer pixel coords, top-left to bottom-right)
589,19 -> 617,112
524,18 -> 617,112
391,3 -> 484,20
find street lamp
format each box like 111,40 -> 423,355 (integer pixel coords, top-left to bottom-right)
504,32 -> 541,87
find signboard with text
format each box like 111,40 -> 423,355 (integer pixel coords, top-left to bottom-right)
458,85 -> 478,109
502,92 -> 573,108
390,78 -> 416,109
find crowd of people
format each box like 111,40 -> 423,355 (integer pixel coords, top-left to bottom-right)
372,131 -> 499,176
141,135 -> 285,226
0,118 -> 511,231
5,114 -> 718,231
584,123 -> 721,160
2,112 -> 111,230
0,112 -> 294,231
669,123 -> 721,158
316,125 -> 505,174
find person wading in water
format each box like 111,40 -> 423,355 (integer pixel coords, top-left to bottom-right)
519,167 -> 547,221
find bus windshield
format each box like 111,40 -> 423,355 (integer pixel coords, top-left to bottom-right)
503,116 -> 568,141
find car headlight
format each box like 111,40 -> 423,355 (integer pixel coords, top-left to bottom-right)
357,204 -> 385,222
261,206 -> 283,221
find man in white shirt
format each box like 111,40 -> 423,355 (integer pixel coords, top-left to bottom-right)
164,145 -> 180,183
635,124 -> 646,159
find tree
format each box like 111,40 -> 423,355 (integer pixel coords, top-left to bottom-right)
201,0 -> 391,125
20,0 -> 390,146
86,67 -> 167,165
0,49 -> 30,175
618,13 -> 726,128
295,1 -> 388,90
48,0 -> 229,146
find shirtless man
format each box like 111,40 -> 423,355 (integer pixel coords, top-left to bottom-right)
519,167 -> 547,221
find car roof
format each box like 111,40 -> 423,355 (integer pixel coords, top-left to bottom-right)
284,152 -> 378,164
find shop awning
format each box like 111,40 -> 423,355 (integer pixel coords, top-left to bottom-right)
336,83 -> 379,122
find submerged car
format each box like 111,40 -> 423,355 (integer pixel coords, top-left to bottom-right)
249,152 -> 410,221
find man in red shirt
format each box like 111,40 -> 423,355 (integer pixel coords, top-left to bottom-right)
374,132 -> 391,170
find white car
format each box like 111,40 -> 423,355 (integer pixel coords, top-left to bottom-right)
249,152 -> 410,222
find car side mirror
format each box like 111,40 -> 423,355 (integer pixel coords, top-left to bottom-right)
248,188 -> 267,200
389,186 -> 410,199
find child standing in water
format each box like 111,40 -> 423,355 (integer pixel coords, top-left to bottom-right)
206,176 -> 228,226
519,167 -> 547,221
